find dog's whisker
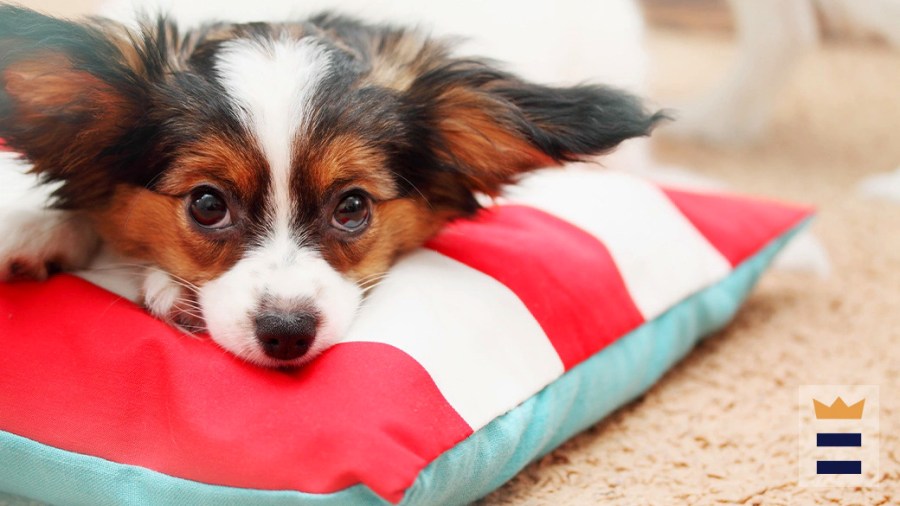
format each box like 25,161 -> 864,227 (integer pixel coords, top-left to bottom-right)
361,283 -> 386,293
136,266 -> 202,295
80,264 -> 148,275
172,302 -> 201,318
360,277 -> 389,294
356,271 -> 389,285
173,304 -> 204,316
388,169 -> 434,211
359,276 -> 389,291
146,267 -> 201,292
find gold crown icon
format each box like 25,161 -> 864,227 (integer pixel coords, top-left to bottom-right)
813,397 -> 865,419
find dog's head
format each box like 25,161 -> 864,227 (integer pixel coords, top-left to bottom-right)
0,6 -> 663,366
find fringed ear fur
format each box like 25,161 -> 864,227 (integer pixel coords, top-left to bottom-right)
401,59 -> 666,214
0,5 -> 159,208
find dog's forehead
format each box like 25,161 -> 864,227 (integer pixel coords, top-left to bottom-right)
205,30 -> 401,226
212,35 -> 328,223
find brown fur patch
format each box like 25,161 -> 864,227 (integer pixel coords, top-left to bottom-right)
432,86 -> 558,194
0,16 -> 148,208
304,134 -> 398,200
3,53 -> 138,158
300,132 -> 428,281
4,55 -> 100,111
93,185 -> 244,285
158,134 -> 268,200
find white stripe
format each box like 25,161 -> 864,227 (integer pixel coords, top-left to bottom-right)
215,37 -> 331,230
505,168 -> 732,319
344,250 -> 564,430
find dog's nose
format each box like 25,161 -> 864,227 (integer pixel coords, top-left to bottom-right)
254,311 -> 319,361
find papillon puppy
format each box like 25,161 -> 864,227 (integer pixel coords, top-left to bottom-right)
0,5 -> 662,367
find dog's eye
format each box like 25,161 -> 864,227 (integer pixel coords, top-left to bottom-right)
188,188 -> 232,229
332,193 -> 370,232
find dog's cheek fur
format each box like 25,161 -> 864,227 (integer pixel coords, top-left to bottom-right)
92,185 -> 244,285
320,198 -> 443,282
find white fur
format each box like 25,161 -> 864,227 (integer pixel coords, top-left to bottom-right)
215,37 -> 331,229
0,153 -> 99,281
141,268 -> 184,320
73,248 -> 144,303
0,154 -> 151,301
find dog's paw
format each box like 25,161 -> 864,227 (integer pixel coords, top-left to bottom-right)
0,208 -> 99,282
2,255 -> 64,282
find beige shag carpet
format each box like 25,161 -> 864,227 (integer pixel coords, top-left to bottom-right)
2,15 -> 899,506
479,28 -> 900,506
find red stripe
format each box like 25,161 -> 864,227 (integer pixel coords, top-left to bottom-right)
427,205 -> 645,370
662,188 -> 812,267
0,276 -> 470,503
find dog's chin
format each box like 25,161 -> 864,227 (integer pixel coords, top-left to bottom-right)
233,344 -> 327,370
208,327 -> 345,369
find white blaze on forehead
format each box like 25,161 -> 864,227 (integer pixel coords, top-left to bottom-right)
214,37 -> 331,229
204,38 -> 360,367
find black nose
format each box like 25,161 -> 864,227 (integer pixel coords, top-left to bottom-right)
254,311 -> 319,361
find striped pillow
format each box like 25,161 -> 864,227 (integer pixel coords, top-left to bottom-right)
0,169 -> 810,505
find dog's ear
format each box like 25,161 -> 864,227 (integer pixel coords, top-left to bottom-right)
402,60 -> 665,213
0,6 -> 157,207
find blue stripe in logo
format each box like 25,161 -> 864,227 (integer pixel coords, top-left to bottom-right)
816,433 -> 861,447
817,461 -> 861,475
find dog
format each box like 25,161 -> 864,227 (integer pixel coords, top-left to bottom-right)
0,3 -> 663,367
